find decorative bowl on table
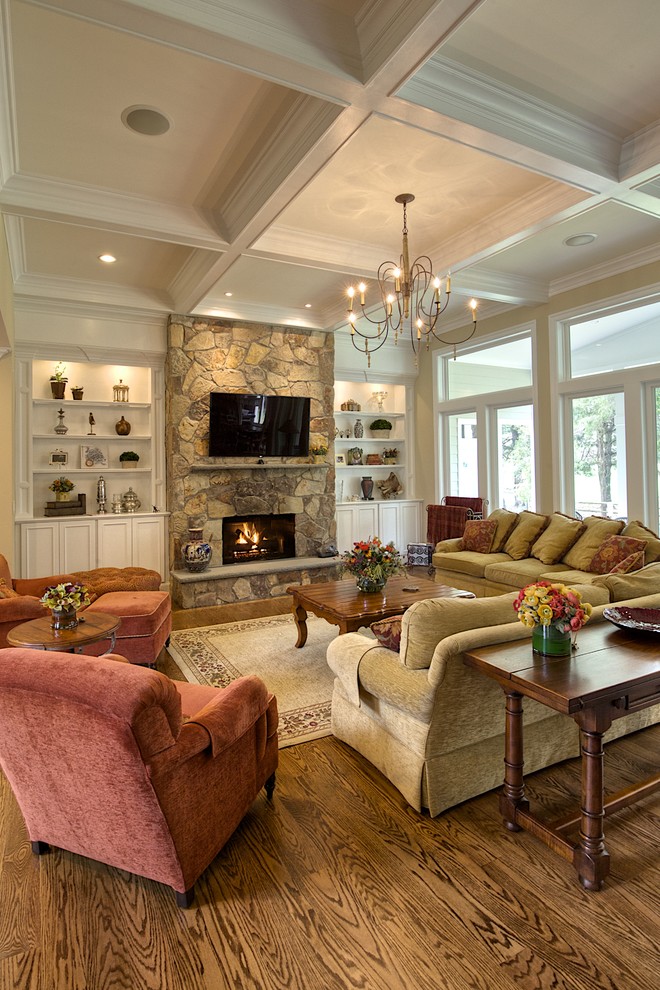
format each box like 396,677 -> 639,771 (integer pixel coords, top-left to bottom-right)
603,606 -> 660,633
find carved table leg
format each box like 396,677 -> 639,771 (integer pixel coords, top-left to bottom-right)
292,603 -> 308,648
499,689 -> 529,831
574,728 -> 610,890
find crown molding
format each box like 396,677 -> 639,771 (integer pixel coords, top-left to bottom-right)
14,339 -> 166,365
400,55 -> 621,188
14,273 -> 172,313
191,297 -> 328,331
549,243 -> 660,298
14,294 -> 167,327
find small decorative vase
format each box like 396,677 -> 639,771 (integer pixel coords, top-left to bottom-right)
356,574 -> 386,594
121,487 -> 141,512
115,416 -> 131,436
55,492 -> 70,502
182,527 -> 213,572
360,476 -> 374,500
353,418 -> 364,438
51,606 -> 78,631
71,387 -> 84,400
532,624 -> 572,657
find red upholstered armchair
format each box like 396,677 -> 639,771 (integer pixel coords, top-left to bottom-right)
0,554 -> 78,649
427,496 -> 488,546
0,649 -> 279,907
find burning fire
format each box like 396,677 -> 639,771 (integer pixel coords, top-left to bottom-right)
235,523 -> 262,550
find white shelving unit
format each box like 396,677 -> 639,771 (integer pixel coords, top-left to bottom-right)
14,352 -> 168,580
333,380 -> 422,552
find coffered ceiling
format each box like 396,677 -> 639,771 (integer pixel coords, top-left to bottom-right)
2,0 -> 660,334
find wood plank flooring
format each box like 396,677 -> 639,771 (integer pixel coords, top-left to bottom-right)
1,594 -> 658,989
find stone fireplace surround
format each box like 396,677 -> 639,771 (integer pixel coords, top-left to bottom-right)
166,315 -> 339,608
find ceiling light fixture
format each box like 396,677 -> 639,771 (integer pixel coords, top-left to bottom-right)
305,303 -> 312,308
224,291 -> 233,297
98,254 -> 116,263
345,194 -> 478,366
563,233 -> 597,247
121,106 -> 171,136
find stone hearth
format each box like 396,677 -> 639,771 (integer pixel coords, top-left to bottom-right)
166,315 -> 337,607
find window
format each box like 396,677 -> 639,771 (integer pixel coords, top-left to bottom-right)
447,412 -> 478,496
571,393 -> 626,520
497,405 -> 535,511
568,300 -> 660,379
445,337 -> 532,399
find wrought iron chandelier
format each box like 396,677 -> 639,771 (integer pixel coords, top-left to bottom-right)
345,193 -> 478,366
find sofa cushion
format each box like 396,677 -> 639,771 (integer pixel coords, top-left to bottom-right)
431,550 -> 511,578
487,508 -> 519,551
370,614 -> 403,652
592,561 -> 660,600
541,568 -> 605,587
588,534 -> 647,574
458,519 -> 497,553
484,558 -> 567,588
502,511 -> 549,560
561,515 -> 625,570
531,513 -> 585,565
400,593 -> 520,670
610,550 -> 645,574
620,520 -> 660,564
0,579 -> 20,599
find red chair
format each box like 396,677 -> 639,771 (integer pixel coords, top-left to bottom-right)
0,648 -> 278,907
427,496 -> 488,545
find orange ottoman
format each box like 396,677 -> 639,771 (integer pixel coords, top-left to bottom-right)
86,591 -> 172,667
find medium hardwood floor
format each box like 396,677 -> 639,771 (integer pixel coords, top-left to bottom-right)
1,597 -> 658,989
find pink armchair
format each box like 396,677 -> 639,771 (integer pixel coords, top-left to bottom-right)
0,554 -> 78,648
0,648 -> 278,906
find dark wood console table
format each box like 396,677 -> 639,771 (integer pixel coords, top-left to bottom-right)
464,621 -> 660,890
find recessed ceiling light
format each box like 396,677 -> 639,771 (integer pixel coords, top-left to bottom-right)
224,291 -> 233,297
563,233 -> 597,247
121,105 -> 171,136
98,254 -> 116,263
305,303 -> 312,308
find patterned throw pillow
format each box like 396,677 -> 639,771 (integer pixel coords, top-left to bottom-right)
609,550 -> 645,574
588,535 -> 647,575
0,579 -> 20,599
458,519 -> 497,553
370,614 -> 403,652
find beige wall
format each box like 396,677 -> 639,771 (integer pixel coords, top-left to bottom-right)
415,262 -> 660,516
0,219 -> 14,568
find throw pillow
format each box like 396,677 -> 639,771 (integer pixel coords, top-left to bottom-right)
621,520 -> 660,565
0,579 -> 19,599
588,535 -> 647,575
609,550 -> 645,574
531,512 -> 585,565
370,614 -> 403,652
487,508 -> 519,551
457,519 -> 497,553
561,516 -> 625,571
502,511 -> 549,561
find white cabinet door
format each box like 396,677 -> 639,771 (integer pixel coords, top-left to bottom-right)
97,516 -> 133,568
59,518 -> 96,572
21,522 -> 60,577
336,506 -> 354,553
132,515 -> 166,576
335,503 -> 379,552
398,500 -> 423,549
377,501 -> 400,545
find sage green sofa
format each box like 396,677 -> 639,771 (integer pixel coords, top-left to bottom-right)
326,584 -> 660,817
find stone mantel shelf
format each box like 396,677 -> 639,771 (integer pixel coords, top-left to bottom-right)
172,556 -> 340,583
190,462 -> 330,472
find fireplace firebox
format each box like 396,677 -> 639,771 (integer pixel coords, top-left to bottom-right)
222,513 -> 296,565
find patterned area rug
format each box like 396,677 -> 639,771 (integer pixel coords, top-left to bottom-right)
167,613 -> 348,747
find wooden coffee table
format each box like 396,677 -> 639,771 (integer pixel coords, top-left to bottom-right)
286,575 -> 474,647
7,611 -> 121,654
464,621 -> 660,890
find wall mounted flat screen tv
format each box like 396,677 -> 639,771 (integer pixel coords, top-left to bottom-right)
208,392 -> 311,457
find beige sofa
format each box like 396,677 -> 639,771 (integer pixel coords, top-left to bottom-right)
327,583 -> 660,817
431,509 -> 660,598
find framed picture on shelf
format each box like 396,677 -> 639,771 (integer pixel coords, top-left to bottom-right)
80,444 -> 108,469
335,454 -> 345,465
49,449 -> 68,467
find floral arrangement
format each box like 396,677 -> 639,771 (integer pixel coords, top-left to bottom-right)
49,476 -> 74,493
310,444 -> 328,456
50,362 -> 67,382
340,536 -> 405,584
513,581 -> 592,633
40,582 -> 91,612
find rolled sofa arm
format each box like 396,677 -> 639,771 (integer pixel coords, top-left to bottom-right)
433,537 -> 462,554
13,573 -> 78,597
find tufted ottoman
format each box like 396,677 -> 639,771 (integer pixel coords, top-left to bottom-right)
71,567 -> 162,597
85,590 -> 172,667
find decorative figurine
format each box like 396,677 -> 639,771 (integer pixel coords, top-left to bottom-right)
54,408 -> 68,435
88,412 -> 96,435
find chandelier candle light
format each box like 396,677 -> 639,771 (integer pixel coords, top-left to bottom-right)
345,194 -> 478,366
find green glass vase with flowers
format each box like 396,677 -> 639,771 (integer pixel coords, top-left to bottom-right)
513,581 -> 592,657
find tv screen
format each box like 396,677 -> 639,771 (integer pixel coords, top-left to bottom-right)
208,392 -> 311,458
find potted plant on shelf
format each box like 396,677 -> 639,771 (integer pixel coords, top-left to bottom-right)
119,451 -> 140,468
70,385 -> 84,400
49,476 -> 75,502
310,443 -> 328,463
369,418 -> 392,440
383,447 -> 399,465
50,362 -> 67,400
